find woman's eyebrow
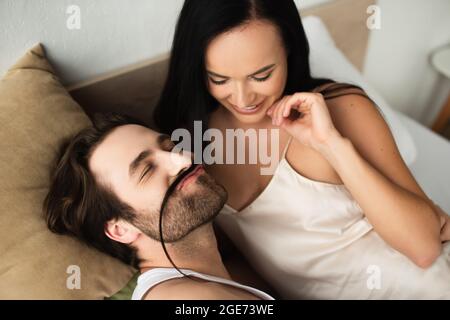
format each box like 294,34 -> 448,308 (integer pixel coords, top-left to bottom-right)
207,63 -> 276,79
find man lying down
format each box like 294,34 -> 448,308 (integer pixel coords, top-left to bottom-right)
43,113 -> 275,300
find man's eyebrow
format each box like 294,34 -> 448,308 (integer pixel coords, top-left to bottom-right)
207,64 -> 276,79
157,133 -> 171,147
129,150 -> 152,177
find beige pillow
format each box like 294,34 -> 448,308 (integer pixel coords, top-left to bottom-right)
0,44 -> 135,299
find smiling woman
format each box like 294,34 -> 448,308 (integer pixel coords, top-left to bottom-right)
152,0 -> 450,299
154,0 -> 336,134
205,20 -> 288,124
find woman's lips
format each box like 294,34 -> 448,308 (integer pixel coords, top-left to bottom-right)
177,165 -> 205,190
230,100 -> 265,115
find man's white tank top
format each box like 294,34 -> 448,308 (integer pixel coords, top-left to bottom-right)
131,267 -> 275,300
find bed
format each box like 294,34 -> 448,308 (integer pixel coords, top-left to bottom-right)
2,0 -> 449,301
398,111 -> 450,212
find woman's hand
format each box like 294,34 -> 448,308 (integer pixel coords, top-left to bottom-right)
266,92 -> 341,152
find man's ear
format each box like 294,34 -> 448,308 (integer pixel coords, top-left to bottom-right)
105,219 -> 140,244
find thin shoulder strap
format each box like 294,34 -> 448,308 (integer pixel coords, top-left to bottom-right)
282,136 -> 293,159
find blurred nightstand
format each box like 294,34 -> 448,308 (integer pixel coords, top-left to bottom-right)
431,45 -> 450,134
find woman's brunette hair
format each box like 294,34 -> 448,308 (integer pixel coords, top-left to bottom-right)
154,0 -> 369,134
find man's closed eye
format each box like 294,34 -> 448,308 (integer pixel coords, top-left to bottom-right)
139,164 -> 154,183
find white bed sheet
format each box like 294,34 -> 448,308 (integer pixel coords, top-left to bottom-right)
396,111 -> 450,213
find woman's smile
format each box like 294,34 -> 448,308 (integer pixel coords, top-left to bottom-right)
228,100 -> 266,115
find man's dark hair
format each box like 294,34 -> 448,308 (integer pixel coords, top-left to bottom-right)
43,113 -> 147,268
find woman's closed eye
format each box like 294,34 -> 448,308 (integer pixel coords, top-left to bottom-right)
209,77 -> 228,85
252,72 -> 273,82
209,72 -> 273,85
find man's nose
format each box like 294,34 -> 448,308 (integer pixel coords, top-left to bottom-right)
160,148 -> 193,178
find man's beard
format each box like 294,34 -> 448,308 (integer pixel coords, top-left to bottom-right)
130,164 -> 227,242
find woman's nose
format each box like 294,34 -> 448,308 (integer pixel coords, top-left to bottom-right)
232,83 -> 255,108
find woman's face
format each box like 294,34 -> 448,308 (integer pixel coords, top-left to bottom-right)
205,20 -> 288,125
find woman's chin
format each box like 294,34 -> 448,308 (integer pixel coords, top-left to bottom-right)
225,106 -> 271,125
232,112 -> 268,125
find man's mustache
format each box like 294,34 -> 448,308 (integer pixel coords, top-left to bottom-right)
160,163 -> 199,213
172,163 -> 199,191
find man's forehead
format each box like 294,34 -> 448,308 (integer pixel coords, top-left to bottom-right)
89,124 -> 158,175
101,124 -> 156,151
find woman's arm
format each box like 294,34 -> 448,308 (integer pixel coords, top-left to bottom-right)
318,126 -> 441,268
268,92 -> 443,268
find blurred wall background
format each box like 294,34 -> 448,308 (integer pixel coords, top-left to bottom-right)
363,0 -> 450,126
0,0 -> 449,125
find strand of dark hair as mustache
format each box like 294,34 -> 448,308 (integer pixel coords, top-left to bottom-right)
158,163 -> 199,279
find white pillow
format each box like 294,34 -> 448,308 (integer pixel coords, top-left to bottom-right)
303,16 -> 417,165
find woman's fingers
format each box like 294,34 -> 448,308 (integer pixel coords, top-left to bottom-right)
267,97 -> 284,117
276,99 -> 288,125
277,95 -> 302,125
267,104 -> 275,116
268,96 -> 286,125
283,100 -> 293,117
268,92 -> 320,126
